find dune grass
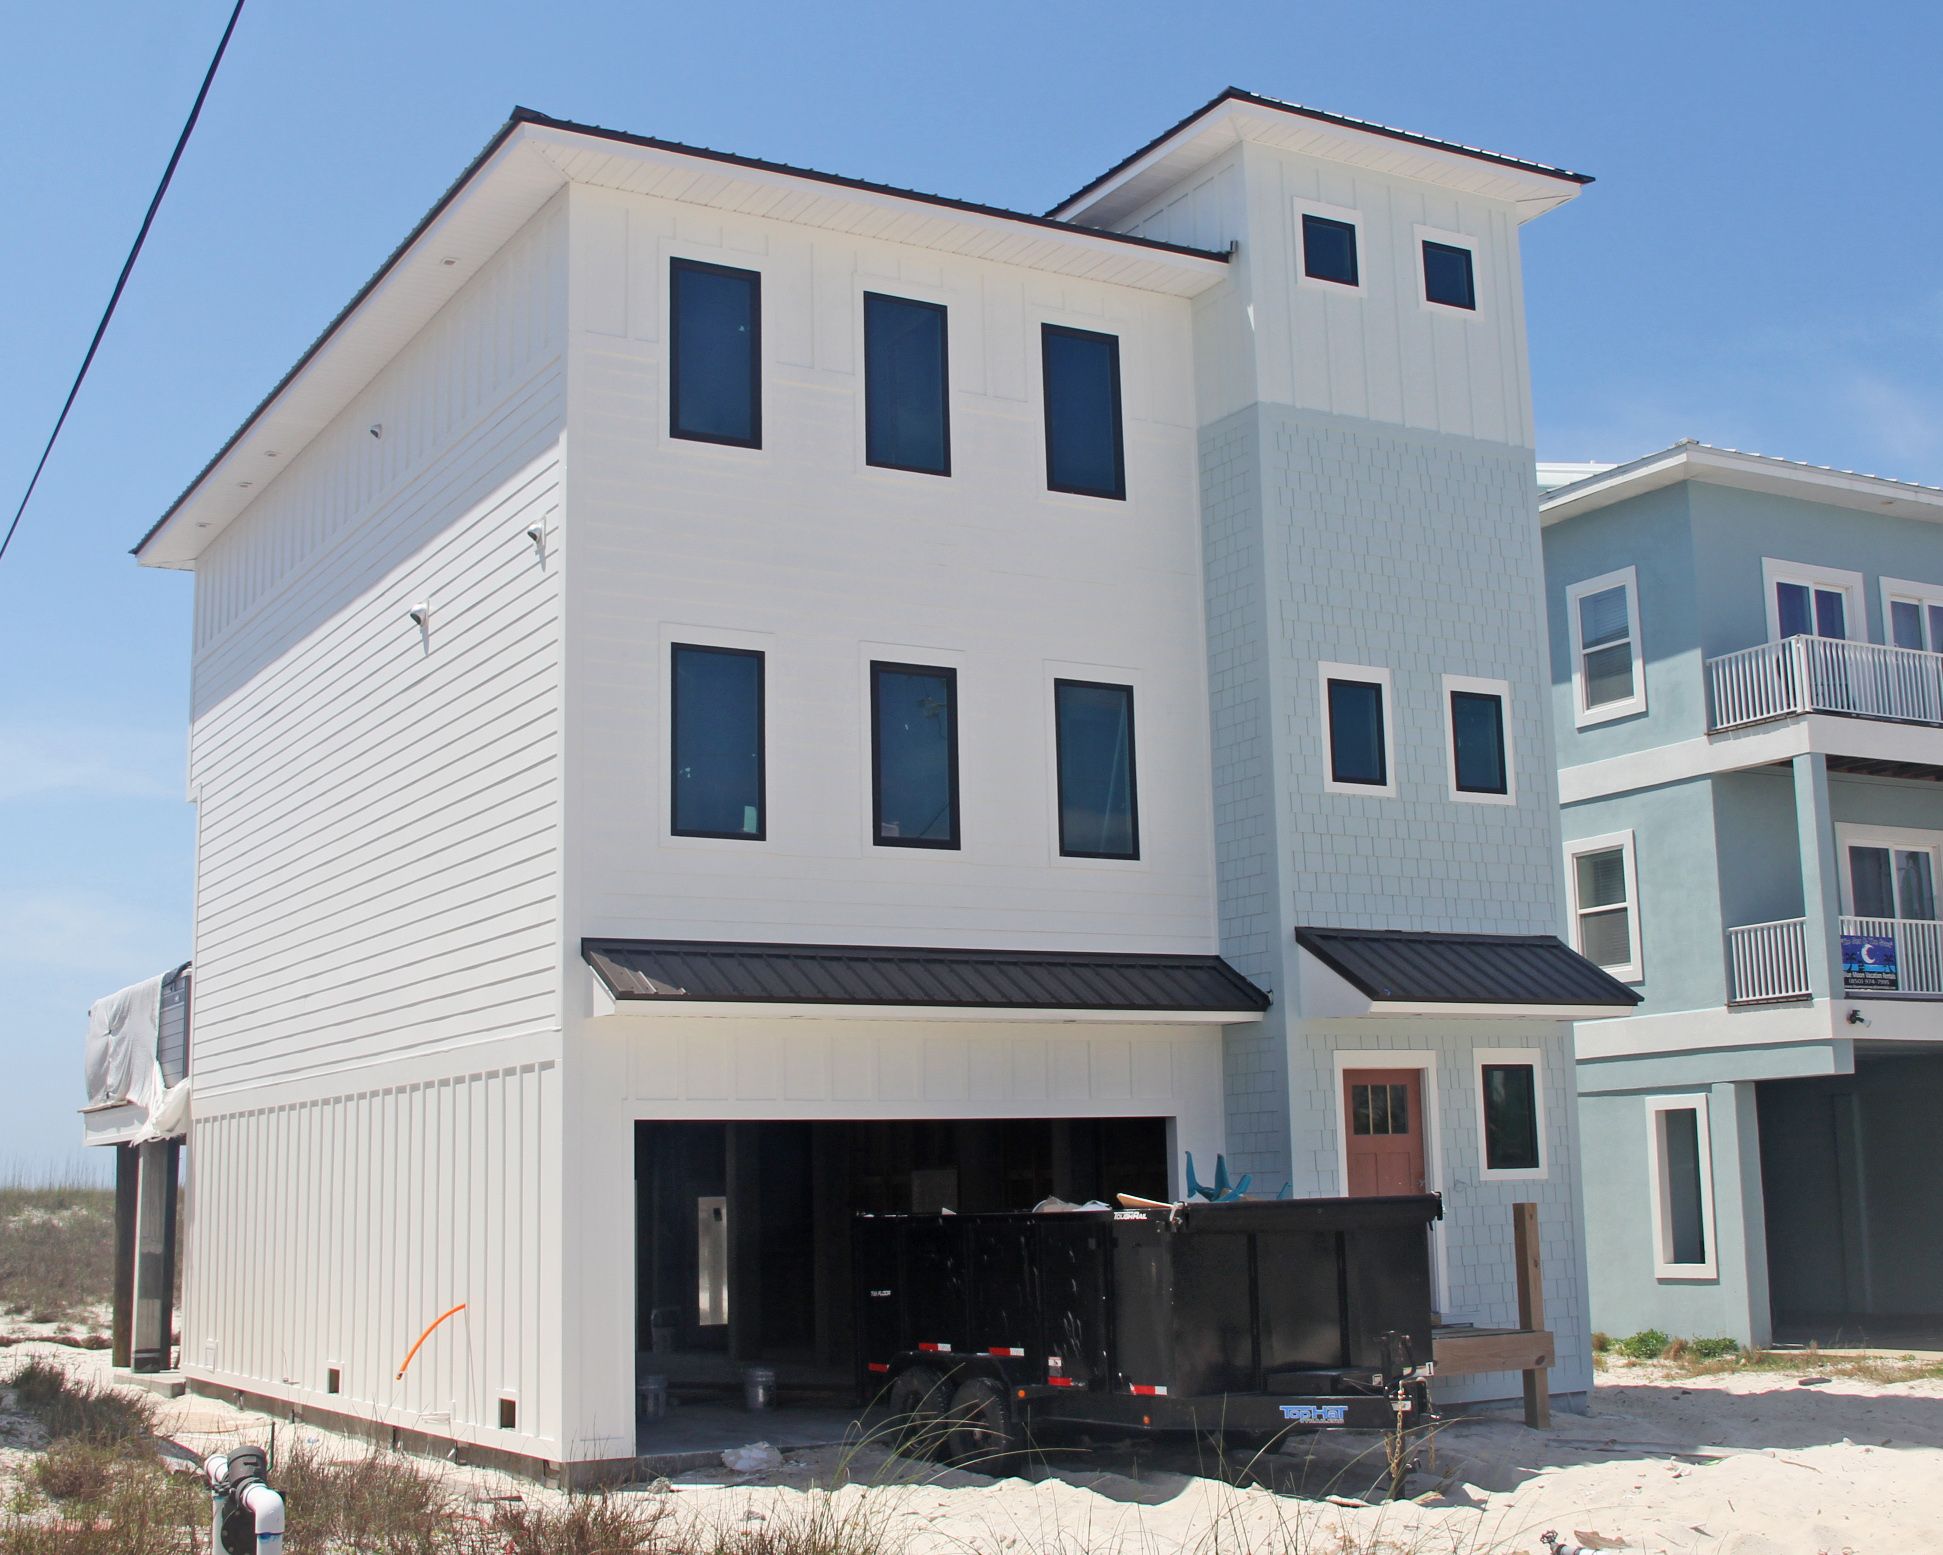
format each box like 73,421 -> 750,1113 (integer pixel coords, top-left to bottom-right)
0,1170 -> 117,1331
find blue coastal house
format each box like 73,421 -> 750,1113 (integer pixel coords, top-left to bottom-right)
1542,441 -> 1943,1347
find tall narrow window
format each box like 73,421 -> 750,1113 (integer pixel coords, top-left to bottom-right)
871,662 -> 959,848
1301,213 -> 1359,286
1567,831 -> 1641,981
671,645 -> 764,839
1055,680 -> 1138,859
865,293 -> 950,475
1478,1055 -> 1543,1176
670,259 -> 761,447
1041,325 -> 1125,500
1445,676 -> 1512,802
1647,1097 -> 1716,1278
1566,567 -> 1644,725
1421,240 -> 1476,310
1320,663 -> 1394,796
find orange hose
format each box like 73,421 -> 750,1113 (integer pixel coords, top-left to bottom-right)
394,1302 -> 467,1380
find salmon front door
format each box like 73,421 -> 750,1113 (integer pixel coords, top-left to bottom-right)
1343,1068 -> 1426,1196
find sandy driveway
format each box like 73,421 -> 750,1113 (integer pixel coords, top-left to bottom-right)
7,1344 -> 1940,1553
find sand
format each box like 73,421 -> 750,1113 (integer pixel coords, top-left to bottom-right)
5,1344 -> 1940,1553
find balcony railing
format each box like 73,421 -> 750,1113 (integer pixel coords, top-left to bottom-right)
1706,635 -> 1943,732
1840,915 -> 1943,996
1726,917 -> 1812,1004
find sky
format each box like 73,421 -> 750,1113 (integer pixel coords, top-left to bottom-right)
1,0 -> 1939,1170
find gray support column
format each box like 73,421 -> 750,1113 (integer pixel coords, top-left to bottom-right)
130,1140 -> 180,1373
1715,1082 -> 1774,1349
1792,753 -> 1842,999
110,1145 -> 138,1369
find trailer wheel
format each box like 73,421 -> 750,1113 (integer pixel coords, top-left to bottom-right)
886,1364 -> 951,1460
945,1375 -> 1026,1469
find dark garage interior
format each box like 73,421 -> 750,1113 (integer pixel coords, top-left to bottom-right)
634,1117 -> 1169,1389
1758,1050 -> 1943,1346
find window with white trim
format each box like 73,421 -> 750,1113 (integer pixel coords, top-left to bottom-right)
1293,200 -> 1364,294
1443,674 -> 1514,804
1565,567 -> 1644,725
1880,576 -> 1943,652
1475,1048 -> 1545,1179
1837,824 -> 1942,923
1762,558 -> 1862,643
1646,1095 -> 1717,1279
1319,662 -> 1395,797
1566,830 -> 1641,982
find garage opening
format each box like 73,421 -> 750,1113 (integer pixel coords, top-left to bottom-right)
634,1118 -> 1168,1391
1758,1050 -> 1943,1346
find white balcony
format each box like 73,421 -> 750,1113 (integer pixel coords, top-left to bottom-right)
1840,916 -> 1943,997
1725,917 -> 1812,1005
1706,635 -> 1943,733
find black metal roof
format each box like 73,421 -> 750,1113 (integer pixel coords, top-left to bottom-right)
584,938 -> 1271,1014
1294,927 -> 1640,1008
1049,86 -> 1593,217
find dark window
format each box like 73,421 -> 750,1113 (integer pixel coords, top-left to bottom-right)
1041,325 -> 1126,499
1775,580 -> 1846,639
670,259 -> 760,447
1482,1064 -> 1540,1171
1422,240 -> 1476,309
1451,690 -> 1508,795
1055,680 -> 1138,859
865,293 -> 950,475
1351,1083 -> 1410,1135
671,644 -> 764,839
1659,1108 -> 1707,1265
1301,214 -> 1359,286
871,662 -> 959,848
1326,677 -> 1387,787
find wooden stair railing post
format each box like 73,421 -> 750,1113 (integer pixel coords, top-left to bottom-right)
1513,1201 -> 1550,1429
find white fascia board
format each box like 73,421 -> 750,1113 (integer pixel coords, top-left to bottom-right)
1541,444 -> 1943,528
138,128 -> 571,569
1571,997 -> 1838,1062
1559,714 -> 1943,805
590,1001 -> 1263,1025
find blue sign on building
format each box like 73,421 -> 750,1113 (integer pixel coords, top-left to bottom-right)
1842,933 -> 1898,991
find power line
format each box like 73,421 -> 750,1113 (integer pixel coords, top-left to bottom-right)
0,0 -> 248,568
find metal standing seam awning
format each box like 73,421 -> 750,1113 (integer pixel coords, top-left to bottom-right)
583,938 -> 1271,1021
1294,926 -> 1642,1019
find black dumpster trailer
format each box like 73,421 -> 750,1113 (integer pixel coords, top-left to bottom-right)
854,1193 -> 1441,1464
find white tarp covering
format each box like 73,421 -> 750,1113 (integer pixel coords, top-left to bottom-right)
83,972 -> 189,1142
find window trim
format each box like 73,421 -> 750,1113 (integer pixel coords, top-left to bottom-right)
1761,557 -> 1864,643
1319,661 -> 1397,798
1878,575 -> 1943,651
1442,673 -> 1515,805
1474,1047 -> 1546,1182
869,659 -> 962,851
668,642 -> 767,842
1834,822 -> 1943,918
1039,323 -> 1127,501
1565,828 -> 1643,983
1565,565 -> 1646,727
1294,199 -> 1365,293
668,256 -> 763,449
1415,225 -> 1480,315
862,290 -> 952,477
1052,678 -> 1141,861
1644,1094 -> 1718,1281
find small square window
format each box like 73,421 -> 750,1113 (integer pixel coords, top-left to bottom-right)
1301,214 -> 1359,286
1321,663 -> 1393,796
1422,241 -> 1476,310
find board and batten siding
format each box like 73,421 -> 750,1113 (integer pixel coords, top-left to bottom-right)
557,182 -> 1220,954
183,1062 -> 561,1448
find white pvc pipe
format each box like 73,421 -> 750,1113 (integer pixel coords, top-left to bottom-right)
242,1482 -> 286,1554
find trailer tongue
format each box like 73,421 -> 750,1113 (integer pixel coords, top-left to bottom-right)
855,1193 -> 1441,1473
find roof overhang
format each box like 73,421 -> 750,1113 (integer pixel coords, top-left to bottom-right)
1540,442 -> 1943,527
1050,88 -> 1591,230
584,938 -> 1270,1023
1295,927 -> 1640,1021
137,109 -> 1229,570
